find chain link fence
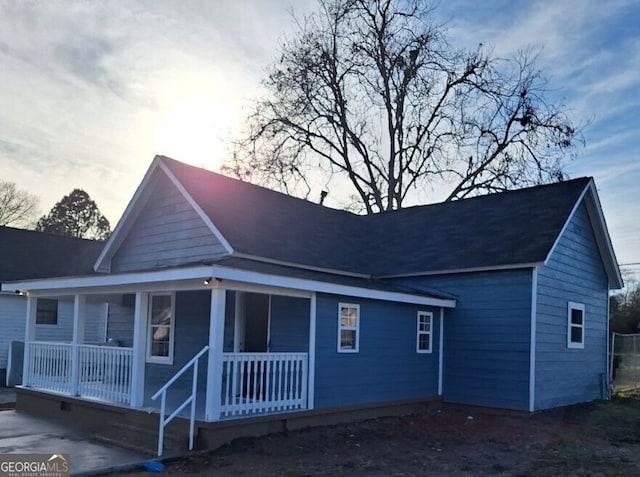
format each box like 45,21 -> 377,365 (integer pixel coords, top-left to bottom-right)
611,333 -> 640,393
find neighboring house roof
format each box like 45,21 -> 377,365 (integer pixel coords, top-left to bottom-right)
0,226 -> 103,286
95,155 -> 622,289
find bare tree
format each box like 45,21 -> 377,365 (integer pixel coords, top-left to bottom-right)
225,0 -> 580,213
0,180 -> 39,227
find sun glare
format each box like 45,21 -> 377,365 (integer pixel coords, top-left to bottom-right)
154,93 -> 236,169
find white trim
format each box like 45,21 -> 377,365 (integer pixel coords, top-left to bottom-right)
94,157 -> 164,272
606,293 -> 612,396
438,308 -> 444,396
529,267 -> 538,412
130,291 -> 148,407
205,288 -> 226,421
582,182 -> 624,289
146,292 -> 176,365
337,303 -> 360,353
376,262 -> 543,279
4,266 -> 213,292
544,180 -> 623,289
157,158 -> 234,255
101,303 -> 109,342
70,294 -> 86,396
22,296 -> 37,388
5,264 -> 456,308
416,311 -> 433,354
544,186 -> 589,267
567,301 -> 585,349
307,294 -> 317,410
93,155 -> 235,273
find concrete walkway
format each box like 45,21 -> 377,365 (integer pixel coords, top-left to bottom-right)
0,409 -> 152,476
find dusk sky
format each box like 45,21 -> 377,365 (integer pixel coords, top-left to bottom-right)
0,1 -> 638,279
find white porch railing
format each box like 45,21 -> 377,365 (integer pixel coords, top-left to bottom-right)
221,352 -> 308,417
77,344 -> 133,404
25,341 -> 133,405
27,342 -> 73,394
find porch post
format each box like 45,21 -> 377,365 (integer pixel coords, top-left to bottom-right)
130,291 -> 148,408
307,293 -> 317,410
438,307 -> 444,396
22,296 -> 38,387
205,288 -> 226,421
70,294 -> 86,396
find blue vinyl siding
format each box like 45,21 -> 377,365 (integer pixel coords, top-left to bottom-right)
535,202 -> 609,409
0,295 -> 34,370
111,172 -> 228,272
270,296 -> 310,352
143,291 -> 309,401
105,299 -> 135,347
396,270 -> 532,411
314,293 -> 440,409
144,290 -> 210,403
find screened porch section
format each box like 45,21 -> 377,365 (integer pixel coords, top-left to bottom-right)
21,288 -> 313,421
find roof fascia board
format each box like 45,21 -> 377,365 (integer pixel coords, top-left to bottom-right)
94,158 -> 165,272
3,266 -> 213,292
157,159 -> 234,255
3,264 -> 455,308
582,182 -> 624,289
376,262 -> 543,279
543,183 -> 590,268
543,180 -> 623,289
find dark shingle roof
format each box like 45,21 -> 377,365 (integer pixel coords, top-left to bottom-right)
361,177 -> 591,275
161,156 -> 592,277
162,156 -> 367,273
0,226 -> 104,283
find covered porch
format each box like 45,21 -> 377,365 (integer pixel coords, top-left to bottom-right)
17,266 -> 316,424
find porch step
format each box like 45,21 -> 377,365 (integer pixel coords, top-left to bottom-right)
92,418 -> 192,456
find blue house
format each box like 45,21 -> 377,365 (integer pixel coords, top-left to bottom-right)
2,156 -> 622,454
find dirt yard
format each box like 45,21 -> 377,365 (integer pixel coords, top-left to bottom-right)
108,396 -> 640,477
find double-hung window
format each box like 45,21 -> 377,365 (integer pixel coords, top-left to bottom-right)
417,311 -> 433,353
338,303 -> 359,352
147,293 -> 175,364
567,302 -> 585,349
36,298 -> 58,325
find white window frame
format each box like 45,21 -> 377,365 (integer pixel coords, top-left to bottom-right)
146,293 -> 176,364
567,301 -> 585,349
338,303 -> 360,353
416,311 -> 433,353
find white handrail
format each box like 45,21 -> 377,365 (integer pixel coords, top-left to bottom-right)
151,345 -> 209,456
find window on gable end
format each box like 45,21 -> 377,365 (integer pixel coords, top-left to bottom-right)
567,302 -> 585,349
417,311 -> 433,353
338,303 -> 359,353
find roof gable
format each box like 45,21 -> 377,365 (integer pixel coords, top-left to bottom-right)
94,156 -> 233,272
